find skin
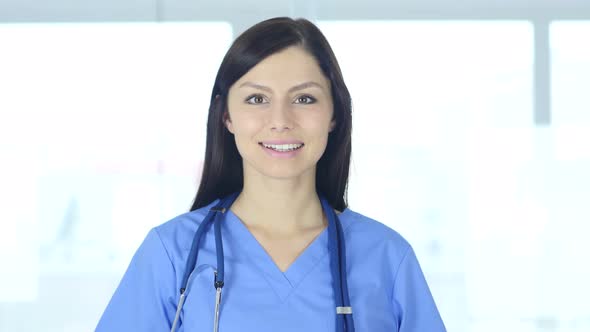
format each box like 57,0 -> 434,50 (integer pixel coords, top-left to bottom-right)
223,46 -> 336,271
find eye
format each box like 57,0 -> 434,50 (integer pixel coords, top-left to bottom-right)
245,94 -> 268,104
294,95 -> 316,104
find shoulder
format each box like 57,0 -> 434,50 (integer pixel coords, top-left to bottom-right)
151,199 -> 220,254
340,208 -> 412,265
341,208 -> 411,249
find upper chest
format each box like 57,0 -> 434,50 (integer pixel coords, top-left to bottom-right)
247,226 -> 326,272
177,213 -> 398,331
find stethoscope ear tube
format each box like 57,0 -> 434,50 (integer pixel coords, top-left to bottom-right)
320,194 -> 355,332
175,192 -> 354,332
171,292 -> 186,332
335,207 -> 355,331
172,206 -> 217,332
213,192 -> 240,288
180,209 -> 215,294
173,195 -> 234,332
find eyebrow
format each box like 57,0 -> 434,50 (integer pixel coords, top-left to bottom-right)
238,81 -> 326,93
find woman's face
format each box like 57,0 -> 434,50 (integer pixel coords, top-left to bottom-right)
225,46 -> 335,181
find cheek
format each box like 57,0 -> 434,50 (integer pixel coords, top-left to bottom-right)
229,113 -> 263,141
303,112 -> 333,137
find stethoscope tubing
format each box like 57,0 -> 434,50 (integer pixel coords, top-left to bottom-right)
172,192 -> 354,332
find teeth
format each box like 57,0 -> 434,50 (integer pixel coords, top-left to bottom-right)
262,143 -> 303,152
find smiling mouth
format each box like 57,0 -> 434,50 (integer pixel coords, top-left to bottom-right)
258,142 -> 304,152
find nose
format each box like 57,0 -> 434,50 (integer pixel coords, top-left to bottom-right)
269,102 -> 294,132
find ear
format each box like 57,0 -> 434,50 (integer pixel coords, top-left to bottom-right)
329,119 -> 336,132
223,111 -> 234,134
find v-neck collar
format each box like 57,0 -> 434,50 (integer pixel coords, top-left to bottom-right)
223,207 -> 353,302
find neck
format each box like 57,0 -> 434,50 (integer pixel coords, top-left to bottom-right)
230,167 -> 325,234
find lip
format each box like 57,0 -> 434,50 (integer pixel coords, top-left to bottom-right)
259,139 -> 304,145
259,142 -> 304,159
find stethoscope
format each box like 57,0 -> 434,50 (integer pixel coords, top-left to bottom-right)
170,191 -> 355,332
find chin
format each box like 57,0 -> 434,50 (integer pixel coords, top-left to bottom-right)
260,167 -> 307,180
248,162 -> 315,181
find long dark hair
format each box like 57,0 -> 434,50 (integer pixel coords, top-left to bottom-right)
190,17 -> 352,212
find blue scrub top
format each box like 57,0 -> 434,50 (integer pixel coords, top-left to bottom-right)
97,199 -> 446,331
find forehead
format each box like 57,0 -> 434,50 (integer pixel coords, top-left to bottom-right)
234,46 -> 329,88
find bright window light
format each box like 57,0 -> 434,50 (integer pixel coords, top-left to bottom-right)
0,23 -> 232,304
319,21 -> 534,332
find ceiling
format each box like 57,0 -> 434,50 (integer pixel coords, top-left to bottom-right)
1,0 -> 590,23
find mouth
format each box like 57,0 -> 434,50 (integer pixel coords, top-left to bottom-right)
258,142 -> 305,152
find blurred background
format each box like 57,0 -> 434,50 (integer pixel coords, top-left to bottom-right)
0,0 -> 589,331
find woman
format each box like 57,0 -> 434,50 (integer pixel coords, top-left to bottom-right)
97,17 -> 446,332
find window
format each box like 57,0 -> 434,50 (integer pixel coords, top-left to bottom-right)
0,22 -> 232,330
319,21 -> 534,332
